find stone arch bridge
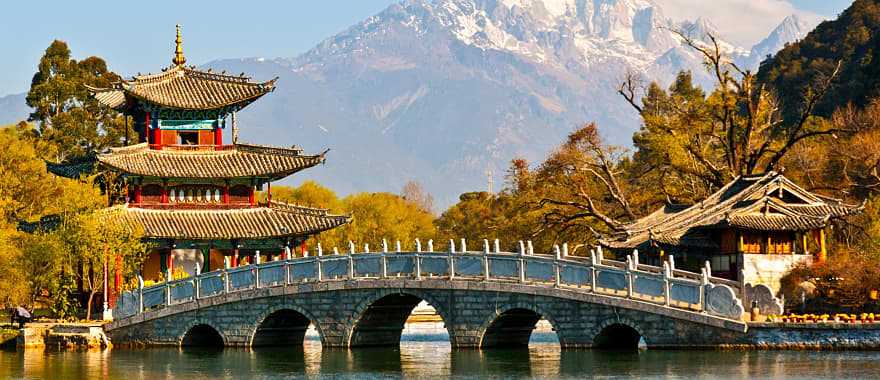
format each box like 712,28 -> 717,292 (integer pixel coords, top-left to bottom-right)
109,241 -> 763,349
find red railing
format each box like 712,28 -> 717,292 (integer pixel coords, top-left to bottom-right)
128,202 -> 256,210
148,144 -> 235,152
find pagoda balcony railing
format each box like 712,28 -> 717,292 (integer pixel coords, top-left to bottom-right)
114,240 -> 752,322
148,144 -> 236,152
128,202 -> 256,210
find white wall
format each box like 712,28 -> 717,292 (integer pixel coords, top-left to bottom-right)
741,253 -> 812,294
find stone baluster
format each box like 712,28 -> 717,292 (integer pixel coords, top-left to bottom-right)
415,250 -> 422,280
415,238 -> 422,253
254,262 -> 260,289
428,239 -> 434,252
349,241 -> 356,255
483,239 -> 490,254
137,275 -> 144,314
223,268 -> 230,294
317,243 -> 323,257
396,240 -> 402,252
381,249 -> 388,279
527,240 -> 534,255
494,239 -> 500,253
562,243 -> 569,257
348,251 -> 355,279
449,239 -> 456,254
625,256 -> 634,299
317,255 -> 323,282
460,238 -> 467,253
700,264 -> 710,313
632,249 -> 639,268
165,268 -> 172,306
662,261 -> 671,307
194,263 -> 201,299
553,245 -> 561,287
518,241 -> 526,283
668,255 -> 675,277
589,250 -> 598,292
285,255 -> 292,285
483,250 -> 490,281
448,247 -> 455,280
332,247 -> 338,255
380,240 -> 388,278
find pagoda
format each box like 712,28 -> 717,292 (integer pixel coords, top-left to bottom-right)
81,26 -> 348,282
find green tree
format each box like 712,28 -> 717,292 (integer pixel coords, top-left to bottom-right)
26,40 -> 133,161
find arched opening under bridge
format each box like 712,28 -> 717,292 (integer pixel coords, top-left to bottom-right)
252,309 -> 316,347
350,293 -> 448,347
481,308 -> 559,348
593,323 -> 643,350
181,324 -> 224,347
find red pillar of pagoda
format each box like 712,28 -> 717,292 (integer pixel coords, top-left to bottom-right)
214,125 -> 222,146
134,185 -> 142,204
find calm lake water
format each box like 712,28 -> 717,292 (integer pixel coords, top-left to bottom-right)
3,324 -> 880,379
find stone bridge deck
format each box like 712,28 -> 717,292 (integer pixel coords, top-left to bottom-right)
109,241 -> 756,349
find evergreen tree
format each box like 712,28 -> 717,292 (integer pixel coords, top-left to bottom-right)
26,40 -> 133,161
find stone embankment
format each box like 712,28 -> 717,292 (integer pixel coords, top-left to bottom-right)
17,323 -> 111,350
720,322 -> 880,350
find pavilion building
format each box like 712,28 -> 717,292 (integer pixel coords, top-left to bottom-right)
600,171 -> 861,292
71,26 -> 348,283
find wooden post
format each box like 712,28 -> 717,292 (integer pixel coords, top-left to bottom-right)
818,228 -> 827,263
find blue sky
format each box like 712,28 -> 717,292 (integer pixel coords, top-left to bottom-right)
0,0 -> 854,96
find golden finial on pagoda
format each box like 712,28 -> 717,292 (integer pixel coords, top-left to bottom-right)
172,24 -> 186,66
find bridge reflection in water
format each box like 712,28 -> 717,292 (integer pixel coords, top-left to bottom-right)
110,240 -> 754,349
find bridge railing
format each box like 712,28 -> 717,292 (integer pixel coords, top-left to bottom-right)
113,240 -> 745,321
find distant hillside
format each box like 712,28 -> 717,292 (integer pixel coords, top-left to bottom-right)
757,0 -> 880,119
0,93 -> 27,125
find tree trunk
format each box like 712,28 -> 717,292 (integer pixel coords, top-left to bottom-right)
86,290 -> 94,321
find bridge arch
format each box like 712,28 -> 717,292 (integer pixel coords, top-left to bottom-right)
593,318 -> 645,350
250,305 -> 322,347
347,289 -> 452,347
180,321 -> 226,347
477,303 -> 561,348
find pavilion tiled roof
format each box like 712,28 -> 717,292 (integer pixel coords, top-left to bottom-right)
109,201 -> 349,240
88,65 -> 277,111
601,172 -> 862,250
97,143 -> 325,179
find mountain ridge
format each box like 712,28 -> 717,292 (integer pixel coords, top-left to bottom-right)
0,0 -> 818,208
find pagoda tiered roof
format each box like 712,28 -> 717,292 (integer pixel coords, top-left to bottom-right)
108,201 -> 349,241
88,65 -> 277,111
601,172 -> 862,250
97,143 -> 326,179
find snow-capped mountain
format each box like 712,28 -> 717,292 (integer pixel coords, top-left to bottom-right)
202,0 -> 816,207
747,14 -> 813,68
0,0 -> 817,207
